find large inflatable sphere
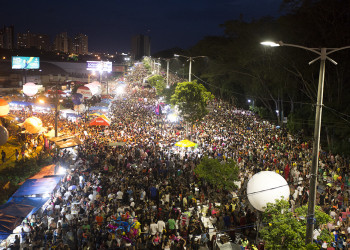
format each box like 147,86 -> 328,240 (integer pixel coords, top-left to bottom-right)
247,171 -> 290,211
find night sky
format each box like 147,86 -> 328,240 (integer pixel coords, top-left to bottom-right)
1,0 -> 283,54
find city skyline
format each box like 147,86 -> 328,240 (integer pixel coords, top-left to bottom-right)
0,0 -> 284,54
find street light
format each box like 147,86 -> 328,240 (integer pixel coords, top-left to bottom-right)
158,58 -> 176,88
261,40 -> 350,244
174,54 -> 207,82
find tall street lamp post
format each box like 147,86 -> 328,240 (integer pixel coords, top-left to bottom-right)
261,41 -> 350,244
174,54 -> 207,82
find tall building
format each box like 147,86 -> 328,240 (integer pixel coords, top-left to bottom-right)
54,32 -> 70,53
0,25 -> 15,49
131,34 -> 151,60
73,33 -> 88,55
17,31 -> 50,50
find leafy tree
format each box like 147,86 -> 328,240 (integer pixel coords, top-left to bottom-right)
260,199 -> 333,249
194,157 -> 239,191
148,75 -> 165,95
142,57 -> 152,73
170,80 -> 214,125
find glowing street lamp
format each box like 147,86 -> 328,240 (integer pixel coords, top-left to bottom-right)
261,40 -> 350,244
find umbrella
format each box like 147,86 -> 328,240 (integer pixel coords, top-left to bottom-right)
175,139 -> 196,147
68,185 -> 77,191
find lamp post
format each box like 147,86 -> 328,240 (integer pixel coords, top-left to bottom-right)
174,54 -> 207,82
54,81 -> 59,137
158,58 -> 175,88
261,40 -> 350,244
166,59 -> 169,87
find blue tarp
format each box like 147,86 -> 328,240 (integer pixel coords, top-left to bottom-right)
89,106 -> 108,110
0,197 -> 49,240
11,177 -> 61,197
9,101 -> 33,106
0,202 -> 35,240
0,176 -> 61,241
7,197 -> 49,217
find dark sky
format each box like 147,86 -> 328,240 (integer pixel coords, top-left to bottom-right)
1,0 -> 283,54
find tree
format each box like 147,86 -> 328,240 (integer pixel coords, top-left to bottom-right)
148,75 -> 165,95
170,81 -> 214,125
260,199 -> 334,249
194,157 -> 239,191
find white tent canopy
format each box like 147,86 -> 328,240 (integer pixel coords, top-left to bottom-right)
60,109 -> 77,114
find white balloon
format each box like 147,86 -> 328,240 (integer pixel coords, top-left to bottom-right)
23,117 -> 43,134
247,171 -> 290,211
23,82 -> 38,96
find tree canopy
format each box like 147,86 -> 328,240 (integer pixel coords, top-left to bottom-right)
194,157 -> 239,191
147,75 -> 166,95
260,199 -> 334,249
170,81 -> 214,124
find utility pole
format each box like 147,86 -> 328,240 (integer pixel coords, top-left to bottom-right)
55,80 -> 59,137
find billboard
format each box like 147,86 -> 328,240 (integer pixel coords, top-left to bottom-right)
12,56 -> 40,69
86,61 -> 112,72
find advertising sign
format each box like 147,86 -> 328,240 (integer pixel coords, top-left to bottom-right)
86,61 -> 112,72
12,56 -> 40,69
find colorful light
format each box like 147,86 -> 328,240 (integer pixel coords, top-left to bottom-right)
0,99 -> 9,117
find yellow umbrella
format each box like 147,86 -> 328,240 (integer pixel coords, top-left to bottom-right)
89,113 -> 101,116
175,139 -> 196,147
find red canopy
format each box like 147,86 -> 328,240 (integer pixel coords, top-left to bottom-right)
89,116 -> 111,126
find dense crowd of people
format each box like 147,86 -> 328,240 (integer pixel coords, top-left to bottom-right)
4,62 -> 350,250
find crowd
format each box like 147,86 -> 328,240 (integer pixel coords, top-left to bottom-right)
5,62 -> 350,250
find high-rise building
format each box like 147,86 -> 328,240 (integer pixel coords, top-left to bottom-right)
73,33 -> 88,55
131,34 -> 151,61
0,25 -> 15,49
54,32 -> 70,53
17,31 -> 50,50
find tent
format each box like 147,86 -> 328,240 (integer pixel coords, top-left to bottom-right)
89,106 -> 108,111
48,134 -> 73,142
55,137 -> 82,148
44,130 -> 64,138
11,177 -> 61,197
0,176 -> 61,240
60,109 -> 77,115
175,139 -> 196,147
99,114 -> 111,123
89,116 -> 111,126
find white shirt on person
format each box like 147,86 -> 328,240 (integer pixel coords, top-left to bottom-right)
150,222 -> 158,235
157,220 -> 166,233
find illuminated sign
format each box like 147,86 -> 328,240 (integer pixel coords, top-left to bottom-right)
86,61 -> 112,72
12,56 -> 40,69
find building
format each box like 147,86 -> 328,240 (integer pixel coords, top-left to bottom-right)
0,25 -> 15,49
73,33 -> 88,55
17,31 -> 50,51
54,32 -> 70,53
131,34 -> 151,61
